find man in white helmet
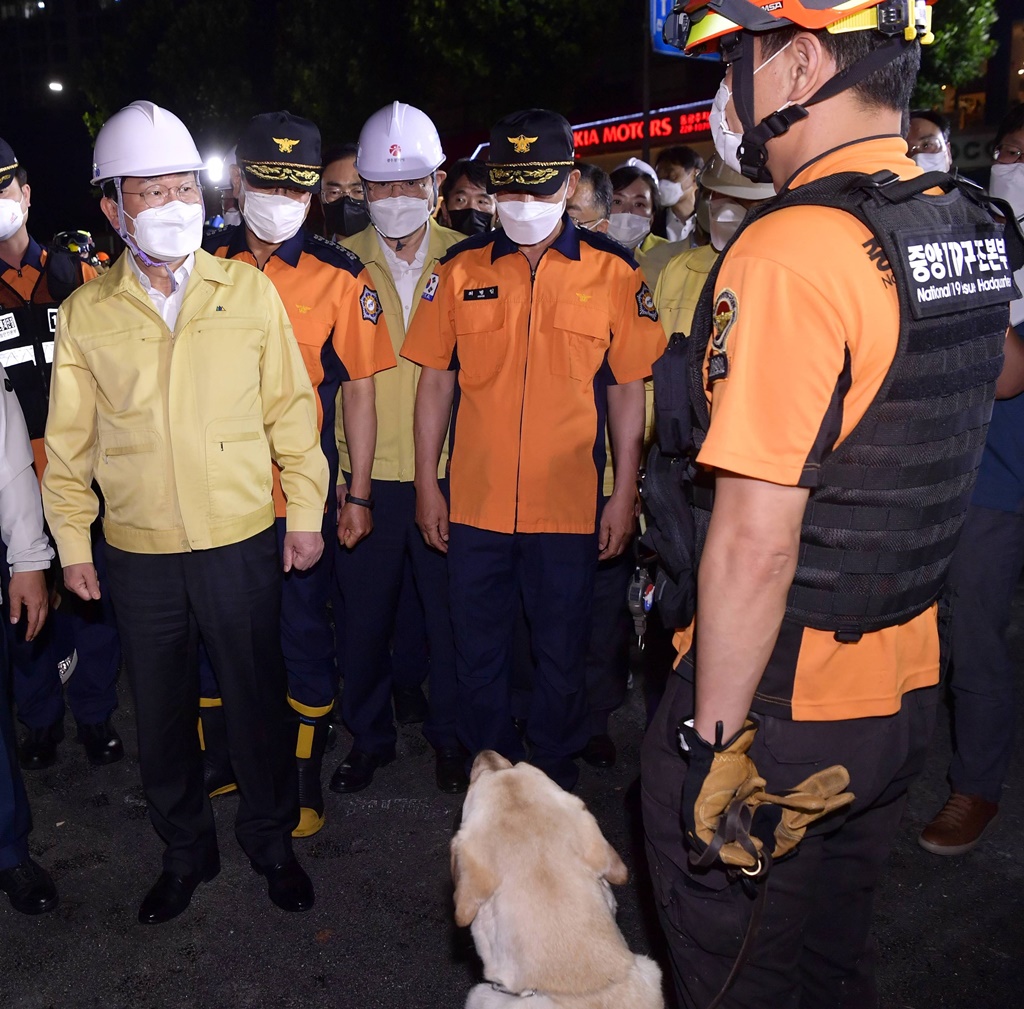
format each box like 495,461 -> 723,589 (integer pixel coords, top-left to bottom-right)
330,102 -> 468,795
41,101 -> 329,924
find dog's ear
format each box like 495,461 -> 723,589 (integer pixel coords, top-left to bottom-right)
451,835 -> 497,927
469,750 -> 512,785
580,811 -> 629,886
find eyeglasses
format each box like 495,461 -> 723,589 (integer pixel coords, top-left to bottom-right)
908,137 -> 947,156
993,145 -> 1024,165
322,183 -> 364,202
121,180 -> 203,208
364,177 -> 432,198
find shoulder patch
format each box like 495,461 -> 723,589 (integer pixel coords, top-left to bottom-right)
712,289 -> 738,354
359,285 -> 383,324
422,272 -> 440,302
636,281 -> 659,322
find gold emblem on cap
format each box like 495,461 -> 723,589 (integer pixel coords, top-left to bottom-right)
273,137 -> 300,154
507,135 -> 539,154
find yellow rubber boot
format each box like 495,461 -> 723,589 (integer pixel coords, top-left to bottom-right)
199,697 -> 237,798
290,697 -> 334,838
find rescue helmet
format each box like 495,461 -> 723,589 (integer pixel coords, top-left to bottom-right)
667,0 -> 935,56
52,229 -> 96,259
91,100 -> 204,185
355,102 -> 445,182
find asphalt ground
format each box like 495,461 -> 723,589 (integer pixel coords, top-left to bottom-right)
1,622 -> 1022,1009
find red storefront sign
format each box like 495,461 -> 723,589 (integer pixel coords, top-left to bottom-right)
572,108 -> 710,150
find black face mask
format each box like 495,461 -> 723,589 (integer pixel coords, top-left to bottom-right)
446,207 -> 494,237
323,196 -> 371,238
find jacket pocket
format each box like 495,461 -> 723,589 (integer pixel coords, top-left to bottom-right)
551,302 -> 610,381
95,428 -> 167,526
205,417 -> 272,521
453,301 -> 506,381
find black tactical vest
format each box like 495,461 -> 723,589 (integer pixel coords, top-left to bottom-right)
689,169 -> 1017,639
0,247 -> 82,440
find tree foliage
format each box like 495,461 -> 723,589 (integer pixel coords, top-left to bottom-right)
913,0 -> 998,108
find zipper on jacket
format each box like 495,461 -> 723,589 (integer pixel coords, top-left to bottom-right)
513,252 -> 541,530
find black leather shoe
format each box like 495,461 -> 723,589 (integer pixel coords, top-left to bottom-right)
578,733 -> 617,769
393,685 -> 428,725
138,859 -> 220,925
250,857 -> 314,912
329,748 -> 394,794
18,719 -> 64,771
435,746 -> 469,794
0,858 -> 58,915
76,720 -> 124,766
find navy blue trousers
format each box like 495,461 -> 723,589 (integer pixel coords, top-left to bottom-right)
447,524 -> 596,791
0,609 -> 31,870
944,504 -> 1024,803
200,514 -> 337,708
334,479 -> 457,755
4,527 -> 120,729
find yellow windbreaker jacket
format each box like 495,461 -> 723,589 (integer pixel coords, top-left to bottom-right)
42,248 -> 328,565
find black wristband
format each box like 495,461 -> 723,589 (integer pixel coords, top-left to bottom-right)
344,492 -> 374,511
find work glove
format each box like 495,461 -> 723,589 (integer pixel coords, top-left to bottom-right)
679,718 -> 855,873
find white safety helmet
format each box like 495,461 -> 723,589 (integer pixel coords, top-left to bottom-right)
616,157 -> 659,189
355,101 -> 444,182
91,100 -> 204,185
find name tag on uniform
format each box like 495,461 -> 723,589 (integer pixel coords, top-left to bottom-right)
0,312 -> 19,343
464,287 -> 498,301
897,225 -> 1021,320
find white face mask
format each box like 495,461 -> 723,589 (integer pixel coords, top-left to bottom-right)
240,186 -> 309,244
496,192 -> 567,246
709,199 -> 746,251
710,42 -> 794,177
223,206 -> 243,227
913,151 -> 950,174
607,212 -> 652,250
990,163 -> 1024,221
657,179 -> 684,208
368,194 -> 431,239
125,200 -> 204,262
0,195 -> 26,242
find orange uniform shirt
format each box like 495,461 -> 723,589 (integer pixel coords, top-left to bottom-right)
205,226 -> 396,515
402,217 -> 666,534
693,138 -> 940,721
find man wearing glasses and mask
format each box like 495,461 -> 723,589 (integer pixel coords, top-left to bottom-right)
42,101 -> 329,925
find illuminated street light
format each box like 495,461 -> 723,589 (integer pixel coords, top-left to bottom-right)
48,81 -> 63,92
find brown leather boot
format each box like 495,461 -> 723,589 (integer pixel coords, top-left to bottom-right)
918,792 -> 998,856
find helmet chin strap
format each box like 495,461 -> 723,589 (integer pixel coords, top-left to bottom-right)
732,32 -> 913,183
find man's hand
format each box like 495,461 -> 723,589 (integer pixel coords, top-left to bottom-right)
337,500 -> 373,550
64,562 -> 101,601
282,531 -> 324,572
598,491 -> 637,561
416,481 -> 450,553
9,570 -> 49,641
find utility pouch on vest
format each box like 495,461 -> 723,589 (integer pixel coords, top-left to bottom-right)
640,332 -> 699,628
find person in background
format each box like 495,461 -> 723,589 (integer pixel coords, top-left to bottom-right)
319,143 -> 370,241
918,103 -> 1024,856
331,102 -> 468,795
202,111 -> 396,839
906,109 -> 953,173
654,155 -> 776,337
0,361 -> 55,917
437,159 -> 496,237
0,137 -> 123,774
653,145 -> 704,243
608,158 -> 663,255
43,101 -> 329,924
567,162 -> 612,233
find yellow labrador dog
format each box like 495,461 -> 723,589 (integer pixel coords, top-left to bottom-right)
451,751 -> 664,1009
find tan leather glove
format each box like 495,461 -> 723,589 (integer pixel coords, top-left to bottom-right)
681,718 -> 855,872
